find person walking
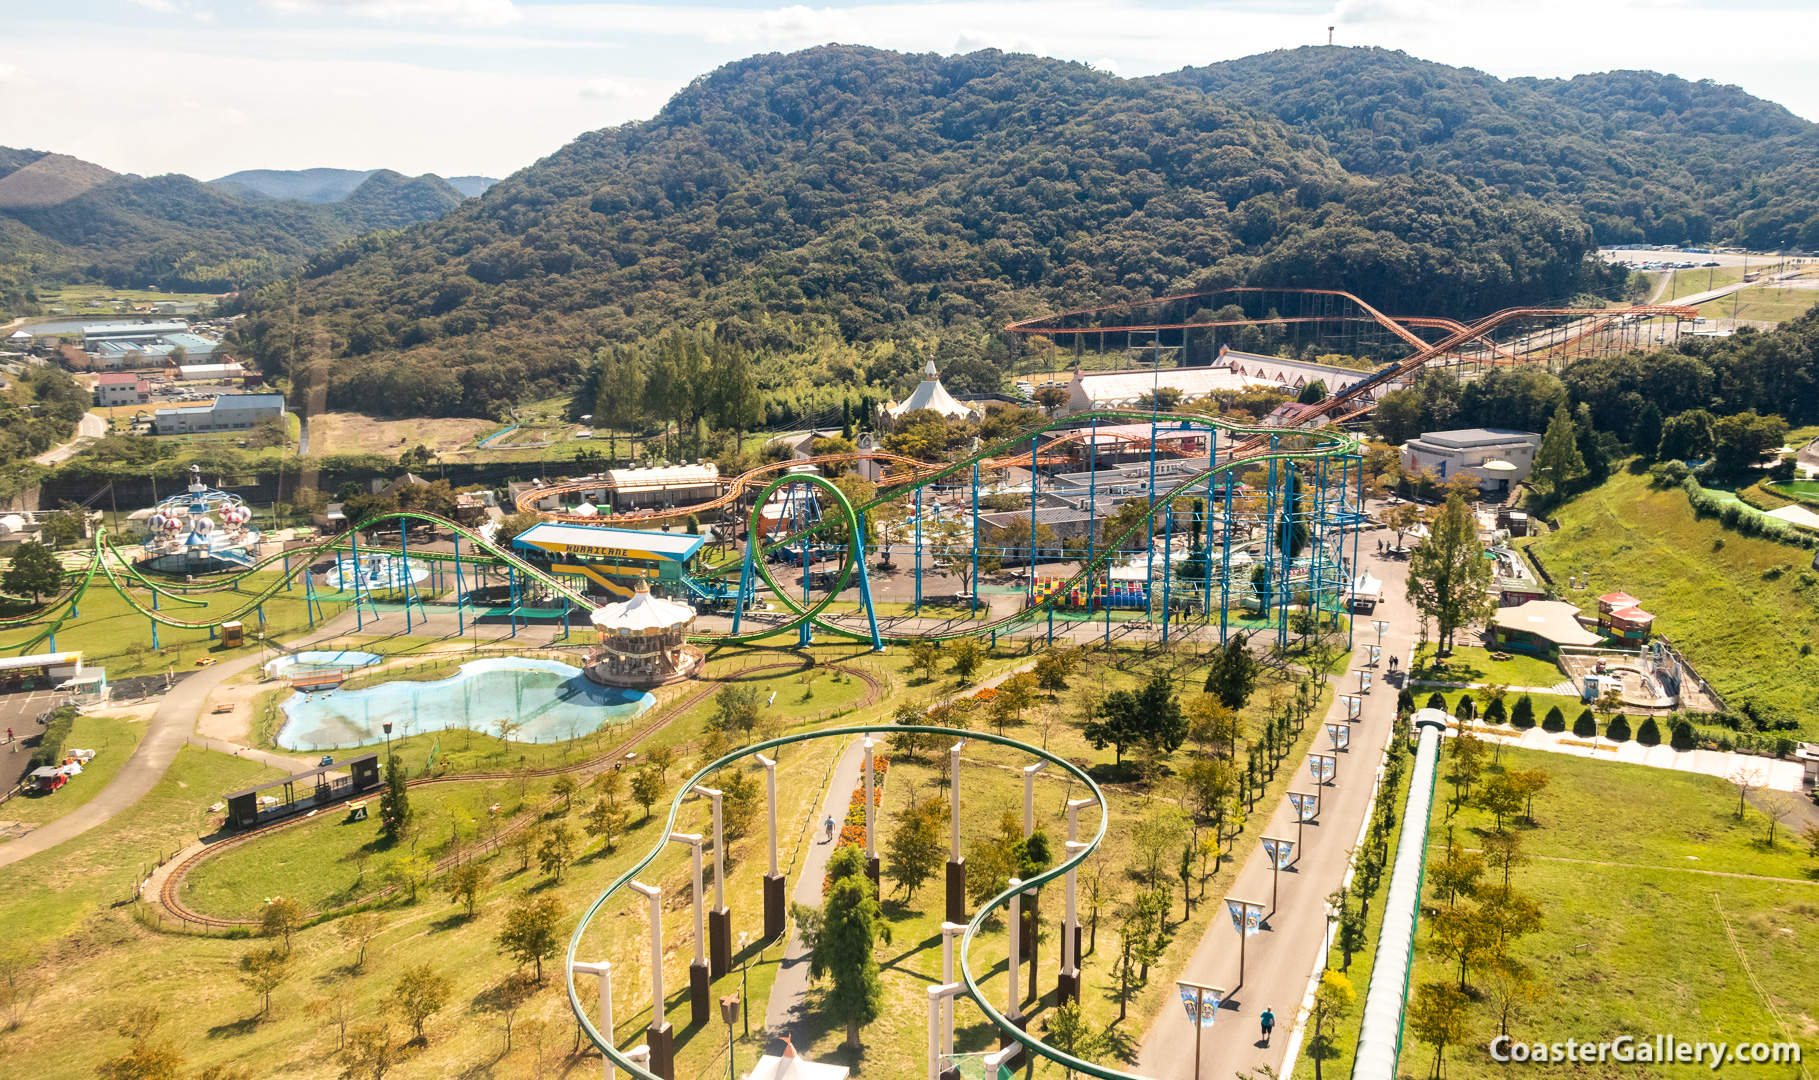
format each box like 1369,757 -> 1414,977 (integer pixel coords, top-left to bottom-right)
1260,1006 -> 1276,1046
822,813 -> 836,843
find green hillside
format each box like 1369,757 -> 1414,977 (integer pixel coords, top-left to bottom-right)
1165,46 -> 1819,249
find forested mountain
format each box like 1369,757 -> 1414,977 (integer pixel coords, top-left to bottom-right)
209,167 -> 497,205
233,45 -> 1613,419
1164,47 -> 1819,249
0,154 -> 479,296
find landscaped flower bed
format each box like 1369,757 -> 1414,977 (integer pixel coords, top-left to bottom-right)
824,756 -> 889,891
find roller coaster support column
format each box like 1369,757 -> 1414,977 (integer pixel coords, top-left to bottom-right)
914,483 -> 922,617
1087,417 -> 1097,618
1203,425 -> 1217,624
628,880 -> 674,1079
452,533 -> 466,635
282,551 -> 290,592
349,528 -> 365,632
1145,415 -> 1157,625
1028,433 -> 1038,606
969,464 -> 980,616
400,522 -> 413,634
303,566 -> 317,630
1057,795 -> 1098,1005
945,740 -> 967,924
797,499 -> 812,649
1350,453 -> 1363,649
1162,503 -> 1173,644
1021,761 -> 1045,1001
1006,876 -> 1024,1036
730,537 -> 755,635
699,786 -> 732,979
570,960 -> 616,1080
1221,454 -> 1234,644
150,590 -> 160,651
853,512 -> 883,652
669,831 -> 710,1027
757,753 -> 785,939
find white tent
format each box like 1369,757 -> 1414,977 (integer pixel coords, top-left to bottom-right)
887,361 -> 978,421
746,1037 -> 849,1080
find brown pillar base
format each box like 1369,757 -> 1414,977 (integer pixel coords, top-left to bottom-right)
999,1013 -> 1028,1050
866,855 -> 880,896
764,873 -> 786,940
940,1070 -> 962,1080
689,961 -> 710,1028
945,858 -> 967,925
646,1022 -> 675,1080
709,907 -> 731,978
1056,925 -> 1082,974
1057,970 -> 1079,1006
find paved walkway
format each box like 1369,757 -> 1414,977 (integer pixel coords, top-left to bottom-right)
1135,531 -> 1418,1080
1409,677 -> 1579,697
32,411 -> 107,466
1455,721 -> 1807,791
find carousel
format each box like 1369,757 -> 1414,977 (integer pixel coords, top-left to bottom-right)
139,465 -> 261,573
583,579 -> 704,688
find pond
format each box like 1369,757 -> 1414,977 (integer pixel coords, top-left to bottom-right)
273,657 -> 654,751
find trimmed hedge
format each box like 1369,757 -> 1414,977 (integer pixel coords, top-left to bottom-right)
1682,476 -> 1817,549
28,705 -> 78,769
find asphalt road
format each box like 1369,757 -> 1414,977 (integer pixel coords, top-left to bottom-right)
1134,533 -> 1417,1080
32,411 -> 108,467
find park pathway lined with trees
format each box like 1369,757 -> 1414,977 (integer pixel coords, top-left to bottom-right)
1136,534 -> 1419,1080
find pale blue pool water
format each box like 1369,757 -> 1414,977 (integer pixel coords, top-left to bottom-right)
274,657 -> 654,751
264,650 -> 383,680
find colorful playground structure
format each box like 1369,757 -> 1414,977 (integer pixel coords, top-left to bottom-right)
138,464 -> 263,573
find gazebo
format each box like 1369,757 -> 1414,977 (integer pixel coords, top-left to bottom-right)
584,579 -> 703,688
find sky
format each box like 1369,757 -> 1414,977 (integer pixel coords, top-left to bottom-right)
2,0 -> 1816,182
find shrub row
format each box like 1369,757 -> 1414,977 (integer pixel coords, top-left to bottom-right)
1681,476 -> 1817,549
28,705 -> 78,769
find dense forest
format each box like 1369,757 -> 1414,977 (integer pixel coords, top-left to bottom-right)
0,154 -> 470,295
233,46 -> 1627,419
1167,48 -> 1819,250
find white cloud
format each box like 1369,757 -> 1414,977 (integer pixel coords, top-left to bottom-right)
262,0 -> 521,25
580,77 -> 647,101
127,0 -> 179,11
702,5 -> 863,45
0,62 -> 27,85
1090,57 -> 1119,75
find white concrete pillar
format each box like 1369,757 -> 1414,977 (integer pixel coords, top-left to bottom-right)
571,960 -> 615,1080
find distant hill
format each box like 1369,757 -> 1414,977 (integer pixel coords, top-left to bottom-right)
0,152 -> 484,294
446,176 -> 499,198
1162,47 -> 1819,249
0,153 -> 118,211
208,167 -> 377,203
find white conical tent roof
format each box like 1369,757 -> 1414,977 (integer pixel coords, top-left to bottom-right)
886,360 -> 976,420
589,579 -> 696,636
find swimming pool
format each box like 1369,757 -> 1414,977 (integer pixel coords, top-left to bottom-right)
263,650 -> 384,680
274,657 -> 654,751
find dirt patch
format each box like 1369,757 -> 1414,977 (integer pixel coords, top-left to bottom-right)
305,412 -> 496,458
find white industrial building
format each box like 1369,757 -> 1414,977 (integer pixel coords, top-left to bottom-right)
152,392 -> 285,435
1400,428 -> 1541,493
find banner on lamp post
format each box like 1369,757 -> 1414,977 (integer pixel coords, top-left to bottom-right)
1288,792 -> 1317,822
1261,837 -> 1294,869
1225,898 -> 1263,937
1178,983 -> 1221,1027
1326,723 -> 1350,751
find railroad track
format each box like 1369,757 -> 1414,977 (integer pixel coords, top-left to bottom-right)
153,660 -> 883,929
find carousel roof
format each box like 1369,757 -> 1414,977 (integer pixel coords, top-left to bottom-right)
589,579 -> 696,636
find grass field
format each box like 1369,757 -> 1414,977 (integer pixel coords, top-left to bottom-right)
1696,283 -> 1819,325
0,713 -> 144,835
1654,265 -> 1744,301
1517,468 -> 1819,731
1411,644 -> 1568,691
1397,745 -> 1819,1079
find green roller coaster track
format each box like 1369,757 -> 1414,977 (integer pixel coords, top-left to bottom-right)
0,409 -> 1356,656
564,725 -> 1147,1080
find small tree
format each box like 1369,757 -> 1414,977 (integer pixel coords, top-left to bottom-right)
948,637 -> 987,681
1509,696 -> 1534,729
804,844 -> 892,1050
260,896 -> 304,954
1532,402 -> 1587,495
885,796 -> 946,901
1541,706 -> 1566,733
1571,708 -> 1596,738
378,756 -> 412,846
1407,981 -> 1473,1078
1203,632 -> 1260,710
239,944 -> 293,1019
1636,716 -> 1661,746
630,767 -> 665,820
594,766 -> 625,804
1670,719 -> 1698,750
380,855 -> 430,903
908,640 -> 942,683
1308,970 -> 1357,1080
550,774 -> 579,813
2,541 -> 63,603
496,894 -> 563,982
1606,713 -> 1631,742
1041,998 -> 1105,1080
339,1021 -> 397,1080
339,912 -> 383,971
582,797 -> 628,853
537,821 -> 578,882
442,861 -> 488,918
388,964 -> 452,1044
1426,691 -> 1449,712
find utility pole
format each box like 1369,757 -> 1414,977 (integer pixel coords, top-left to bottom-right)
1327,25 -> 1334,44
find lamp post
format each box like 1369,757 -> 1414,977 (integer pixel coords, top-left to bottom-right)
382,720 -> 392,760
719,994 -> 740,1080
736,931 -> 751,1038
1058,795 -> 1097,1005
1261,836 -> 1294,913
863,736 -> 880,893
1288,791 -> 1316,852
1223,897 -> 1265,987
1176,980 -> 1225,1080
1019,760 -> 1047,998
